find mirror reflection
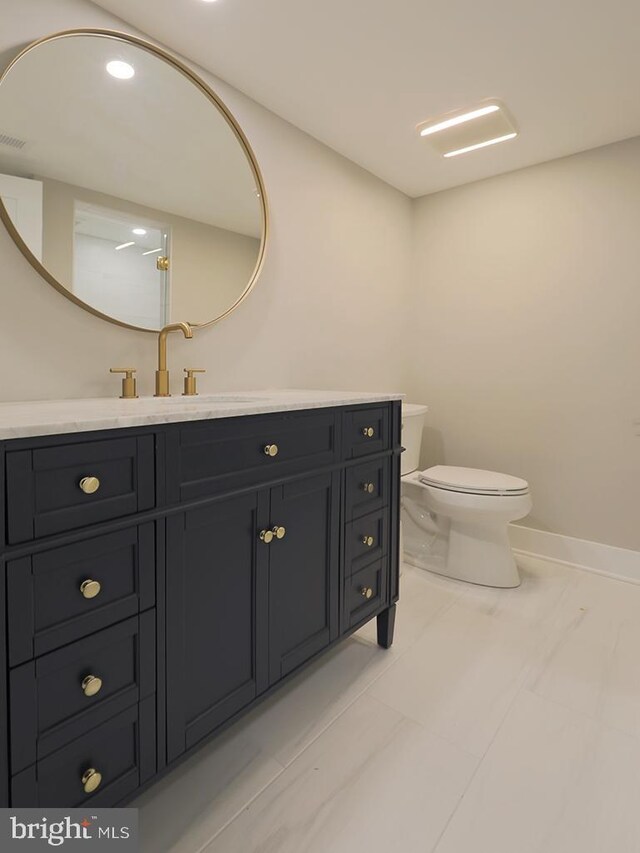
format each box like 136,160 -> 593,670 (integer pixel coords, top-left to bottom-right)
0,31 -> 267,331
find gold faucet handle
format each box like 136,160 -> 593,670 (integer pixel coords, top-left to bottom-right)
110,368 -> 138,399
183,368 -> 206,397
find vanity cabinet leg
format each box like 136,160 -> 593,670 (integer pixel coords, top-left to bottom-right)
376,604 -> 396,649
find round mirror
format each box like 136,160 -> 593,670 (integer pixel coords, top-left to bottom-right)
0,29 -> 267,332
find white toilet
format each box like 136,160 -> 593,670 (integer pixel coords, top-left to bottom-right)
401,404 -> 532,588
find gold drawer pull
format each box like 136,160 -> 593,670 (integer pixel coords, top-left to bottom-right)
82,675 -> 103,697
361,482 -> 375,494
264,444 -> 279,457
360,586 -> 374,600
80,579 -> 101,599
259,526 -> 286,543
79,476 -> 100,495
362,535 -> 374,547
362,427 -> 375,438
81,768 -> 102,794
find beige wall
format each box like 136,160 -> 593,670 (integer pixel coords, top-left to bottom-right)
409,136 -> 640,550
0,0 -> 411,402
3,0 -> 639,555
41,177 -> 260,324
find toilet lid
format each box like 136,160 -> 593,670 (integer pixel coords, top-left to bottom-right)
418,465 -> 529,495
402,403 -> 428,417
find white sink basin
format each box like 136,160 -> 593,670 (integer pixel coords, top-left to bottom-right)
135,394 -> 270,405
168,395 -> 267,404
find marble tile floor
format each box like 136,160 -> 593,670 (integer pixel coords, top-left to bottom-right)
133,555 -> 640,853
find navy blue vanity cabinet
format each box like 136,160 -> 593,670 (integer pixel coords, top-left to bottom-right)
165,470 -> 341,762
164,408 -> 340,503
0,446 -> 8,810
5,435 -> 155,544
0,428 -> 159,810
0,400 -> 401,808
165,490 -> 271,762
267,471 -> 341,685
6,524 -> 156,667
342,402 -> 399,640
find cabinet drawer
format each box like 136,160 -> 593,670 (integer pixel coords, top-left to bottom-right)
345,559 -> 388,629
10,613 -> 155,774
7,524 -> 155,666
11,698 -> 156,808
344,509 -> 388,575
6,435 -> 155,544
344,406 -> 390,459
345,458 -> 390,520
166,409 -> 339,503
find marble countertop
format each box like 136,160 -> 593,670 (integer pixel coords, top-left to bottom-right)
0,389 -> 404,441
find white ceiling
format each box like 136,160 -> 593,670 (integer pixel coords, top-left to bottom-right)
91,0 -> 640,197
75,205 -> 165,250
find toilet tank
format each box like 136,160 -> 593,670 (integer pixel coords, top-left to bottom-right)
401,403 -> 428,475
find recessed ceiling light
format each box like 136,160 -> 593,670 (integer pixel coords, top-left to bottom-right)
106,60 -> 135,80
132,228 -> 147,235
115,241 -> 135,251
418,104 -> 499,137
417,101 -> 518,158
443,132 -> 518,158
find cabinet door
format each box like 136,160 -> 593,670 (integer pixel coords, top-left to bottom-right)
166,491 -> 269,762
268,471 -> 340,684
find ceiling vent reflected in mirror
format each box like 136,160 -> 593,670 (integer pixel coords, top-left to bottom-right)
0,132 -> 27,149
417,101 -> 518,158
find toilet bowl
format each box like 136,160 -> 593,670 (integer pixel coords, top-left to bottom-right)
402,468 -> 531,587
401,405 -> 531,588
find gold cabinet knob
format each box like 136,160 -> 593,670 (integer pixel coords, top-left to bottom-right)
272,525 -> 286,540
362,535 -> 374,547
80,579 -> 101,599
109,367 -> 138,399
361,482 -> 375,494
79,476 -> 100,495
360,587 -> 374,599
81,768 -> 102,794
82,674 -> 103,697
264,444 -> 279,457
362,426 -> 375,438
259,529 -> 274,544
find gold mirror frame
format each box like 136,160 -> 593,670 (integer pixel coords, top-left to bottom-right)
0,28 -> 269,333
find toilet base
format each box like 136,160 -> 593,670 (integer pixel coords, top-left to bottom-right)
447,517 -> 520,587
403,514 -> 521,588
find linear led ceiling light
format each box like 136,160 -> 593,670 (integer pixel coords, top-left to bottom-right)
443,132 -> 517,158
418,104 -> 499,137
417,101 -> 517,158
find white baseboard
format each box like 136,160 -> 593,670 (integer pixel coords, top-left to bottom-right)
509,524 -> 640,585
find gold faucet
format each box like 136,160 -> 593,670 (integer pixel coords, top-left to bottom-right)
155,322 -> 193,397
